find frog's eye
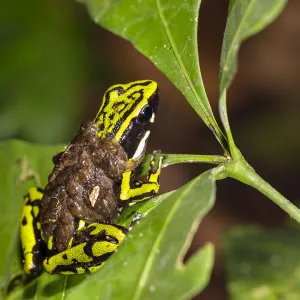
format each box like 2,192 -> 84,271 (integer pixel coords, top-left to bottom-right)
137,105 -> 153,125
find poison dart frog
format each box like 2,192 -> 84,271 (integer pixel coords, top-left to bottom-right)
20,80 -> 162,275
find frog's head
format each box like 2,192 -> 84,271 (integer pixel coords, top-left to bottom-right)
95,80 -> 159,167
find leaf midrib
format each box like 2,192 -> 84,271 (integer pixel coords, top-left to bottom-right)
132,178 -> 199,300
220,0 -> 256,92
155,0 -> 212,126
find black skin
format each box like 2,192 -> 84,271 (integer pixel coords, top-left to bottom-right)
40,121 -> 128,252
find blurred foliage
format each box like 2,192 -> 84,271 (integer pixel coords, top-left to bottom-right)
224,227 -> 300,300
0,1 -> 86,143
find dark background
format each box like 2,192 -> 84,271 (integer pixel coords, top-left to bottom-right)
1,0 -> 300,299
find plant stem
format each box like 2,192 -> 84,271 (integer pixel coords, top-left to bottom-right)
155,151 -> 300,223
244,171 -> 300,222
162,154 -> 228,167
224,148 -> 300,223
138,154 -> 228,177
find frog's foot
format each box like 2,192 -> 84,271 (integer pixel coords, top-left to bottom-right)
119,150 -> 163,203
43,223 -> 127,275
128,212 -> 143,230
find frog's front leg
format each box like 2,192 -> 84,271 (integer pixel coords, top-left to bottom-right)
43,223 -> 127,274
20,187 -> 44,275
119,151 -> 163,203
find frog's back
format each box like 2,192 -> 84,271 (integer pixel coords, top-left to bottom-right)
40,121 -> 128,252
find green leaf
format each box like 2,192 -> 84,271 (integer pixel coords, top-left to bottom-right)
219,0 -> 287,143
66,171 -> 215,300
78,0 -> 227,150
224,226 -> 300,299
1,140 -> 215,299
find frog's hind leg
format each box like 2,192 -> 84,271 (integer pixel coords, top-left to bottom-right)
20,187 -> 44,275
43,223 -> 128,275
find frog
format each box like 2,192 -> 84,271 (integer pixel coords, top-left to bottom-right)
20,80 -> 162,275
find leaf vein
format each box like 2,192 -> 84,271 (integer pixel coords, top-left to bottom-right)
155,0 -> 211,125
132,178 -> 200,300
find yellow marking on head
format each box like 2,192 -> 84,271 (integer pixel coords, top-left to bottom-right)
94,80 -> 157,142
113,96 -> 149,142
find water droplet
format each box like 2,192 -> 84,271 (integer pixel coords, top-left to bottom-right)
149,285 -> 156,292
123,261 -> 128,266
139,232 -> 143,237
163,44 -> 167,48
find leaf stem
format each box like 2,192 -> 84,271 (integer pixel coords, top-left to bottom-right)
152,150 -> 300,223
223,148 -> 300,223
219,91 -> 235,152
162,154 -> 228,167
241,171 -> 300,222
